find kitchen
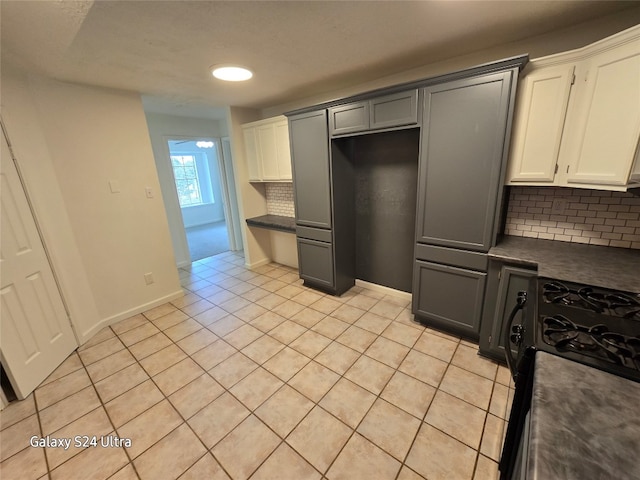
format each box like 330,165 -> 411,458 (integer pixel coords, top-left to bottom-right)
1,2 -> 640,479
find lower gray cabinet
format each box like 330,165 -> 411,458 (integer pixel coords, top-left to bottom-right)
412,260 -> 487,339
296,238 -> 334,291
479,263 -> 537,361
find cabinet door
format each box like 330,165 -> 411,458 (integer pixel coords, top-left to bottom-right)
565,41 -> 640,185
416,71 -> 513,251
274,120 -> 292,180
329,102 -> 369,136
507,64 -> 575,182
243,127 -> 262,181
370,89 -> 419,130
289,110 -> 332,229
484,266 -> 535,361
412,260 -> 486,337
297,238 -> 334,290
256,123 -> 279,180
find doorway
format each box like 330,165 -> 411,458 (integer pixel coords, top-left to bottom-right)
167,138 -> 231,261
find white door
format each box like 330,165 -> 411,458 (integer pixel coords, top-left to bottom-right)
1,127 -> 77,399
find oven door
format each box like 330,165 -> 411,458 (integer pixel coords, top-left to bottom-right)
499,346 -> 535,479
499,283 -> 537,479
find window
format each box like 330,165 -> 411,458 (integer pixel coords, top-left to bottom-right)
171,155 -> 203,207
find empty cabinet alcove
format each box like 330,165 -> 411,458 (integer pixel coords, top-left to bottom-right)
331,128 -> 420,293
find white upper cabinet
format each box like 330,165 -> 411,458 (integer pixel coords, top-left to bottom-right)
506,25 -> 640,191
242,115 -> 292,182
564,41 -> 640,186
507,64 -> 575,182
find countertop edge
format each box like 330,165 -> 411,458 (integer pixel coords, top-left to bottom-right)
246,214 -> 296,233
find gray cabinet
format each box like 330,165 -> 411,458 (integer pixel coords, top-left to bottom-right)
289,110 -> 332,229
328,89 -> 419,136
412,68 -> 519,338
415,72 -> 513,251
370,89 -> 419,130
479,263 -> 536,361
297,237 -> 334,290
413,260 -> 486,338
329,102 -> 369,136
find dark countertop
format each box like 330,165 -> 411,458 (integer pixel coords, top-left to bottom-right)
489,236 -> 640,293
246,214 -> 296,233
529,352 -> 640,480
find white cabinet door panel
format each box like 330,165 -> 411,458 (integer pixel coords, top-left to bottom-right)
508,64 -> 575,182
256,124 -> 279,180
275,121 -> 292,180
566,42 -> 640,185
243,127 -> 261,181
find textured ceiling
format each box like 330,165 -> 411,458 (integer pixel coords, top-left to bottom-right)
1,1 -> 637,119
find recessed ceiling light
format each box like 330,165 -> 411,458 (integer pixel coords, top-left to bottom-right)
211,65 -> 253,82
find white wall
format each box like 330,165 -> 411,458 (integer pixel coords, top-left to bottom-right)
262,10 -> 640,117
226,107 -> 274,268
1,68 -> 183,342
144,113 -> 229,265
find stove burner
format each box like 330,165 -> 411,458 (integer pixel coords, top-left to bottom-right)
541,280 -> 640,318
579,288 -> 640,312
542,315 -> 607,351
540,314 -> 640,369
542,282 -> 570,304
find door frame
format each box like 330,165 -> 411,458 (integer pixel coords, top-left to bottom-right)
161,135 -> 242,263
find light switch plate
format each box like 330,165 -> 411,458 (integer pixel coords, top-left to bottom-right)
109,180 -> 120,193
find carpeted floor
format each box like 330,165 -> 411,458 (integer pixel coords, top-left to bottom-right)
185,221 -> 230,261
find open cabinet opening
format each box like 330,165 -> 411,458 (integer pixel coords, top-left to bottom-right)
332,128 -> 420,293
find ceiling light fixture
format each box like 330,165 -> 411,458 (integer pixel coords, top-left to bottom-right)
211,65 -> 253,82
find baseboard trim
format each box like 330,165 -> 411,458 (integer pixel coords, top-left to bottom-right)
355,279 -> 412,301
245,257 -> 271,269
77,289 -> 185,346
176,260 -> 191,268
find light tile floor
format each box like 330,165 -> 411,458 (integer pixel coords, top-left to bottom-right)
0,251 -> 514,480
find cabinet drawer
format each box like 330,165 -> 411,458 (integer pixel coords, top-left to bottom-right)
412,260 -> 486,337
415,243 -> 488,271
370,89 -> 419,130
329,102 -> 370,136
297,238 -> 335,289
296,225 -> 333,243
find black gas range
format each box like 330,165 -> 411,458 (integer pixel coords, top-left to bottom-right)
500,277 -> 640,479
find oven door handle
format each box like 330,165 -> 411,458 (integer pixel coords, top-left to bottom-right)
504,291 -> 527,381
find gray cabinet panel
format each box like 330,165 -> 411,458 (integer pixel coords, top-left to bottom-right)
370,89 -> 419,130
416,71 -> 513,251
329,102 -> 369,136
479,264 -> 536,361
414,243 -> 488,271
289,110 -> 332,229
297,238 -> 334,290
296,226 -> 332,243
413,260 -> 486,337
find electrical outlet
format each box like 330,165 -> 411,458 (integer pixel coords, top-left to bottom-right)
144,272 -> 154,285
551,198 -> 568,214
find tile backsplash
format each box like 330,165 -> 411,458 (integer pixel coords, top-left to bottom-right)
505,186 -> 640,250
265,182 -> 295,218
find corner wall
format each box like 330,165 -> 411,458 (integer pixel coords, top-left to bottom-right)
144,113 -> 229,265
